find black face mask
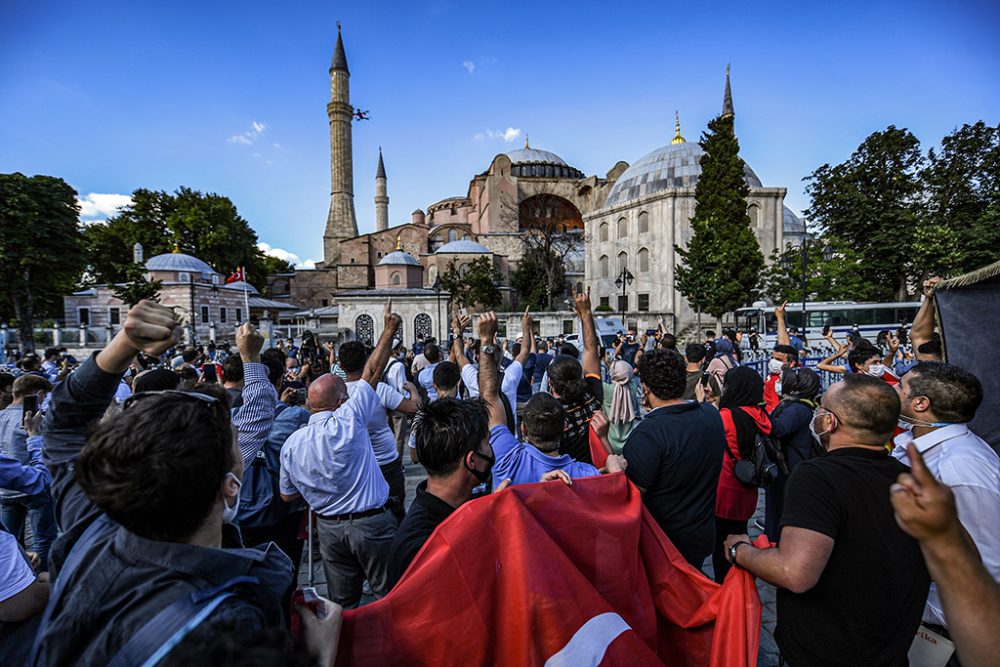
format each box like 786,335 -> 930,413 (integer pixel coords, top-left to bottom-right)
467,449 -> 495,491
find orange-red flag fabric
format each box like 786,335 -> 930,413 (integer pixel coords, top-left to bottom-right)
589,424 -> 610,469
335,473 -> 761,666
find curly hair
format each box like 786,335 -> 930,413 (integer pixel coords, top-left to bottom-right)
636,348 -> 687,401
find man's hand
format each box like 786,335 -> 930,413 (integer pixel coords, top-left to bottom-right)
452,307 -> 471,336
604,454 -> 627,474
384,299 -> 402,334
22,410 -> 43,437
723,533 -> 752,555
891,442 -> 961,544
590,409 -> 610,440
572,286 -> 592,316
123,300 -> 181,356
539,469 -> 572,485
775,301 -> 787,318
493,478 -> 512,493
521,307 -> 532,337
280,387 -> 297,405
887,333 -> 900,355
236,323 -> 265,363
923,276 -> 942,298
836,343 -> 849,356
477,311 -> 498,342
298,596 -> 344,667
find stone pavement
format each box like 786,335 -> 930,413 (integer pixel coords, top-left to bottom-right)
298,458 -> 781,665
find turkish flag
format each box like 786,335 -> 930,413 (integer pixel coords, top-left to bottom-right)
589,424 -> 610,469
335,473 -> 762,666
225,267 -> 245,284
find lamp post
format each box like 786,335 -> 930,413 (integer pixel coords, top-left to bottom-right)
780,240 -> 834,334
432,276 -> 443,341
614,267 -> 634,329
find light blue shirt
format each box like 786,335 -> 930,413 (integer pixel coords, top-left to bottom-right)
280,381 -> 388,515
490,425 -> 600,487
345,379 -> 403,465
418,363 -> 439,402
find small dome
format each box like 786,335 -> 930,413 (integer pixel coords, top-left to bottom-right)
782,206 -> 805,233
221,280 -> 259,294
145,252 -> 217,276
435,239 -> 491,254
605,142 -> 762,207
378,250 -> 421,266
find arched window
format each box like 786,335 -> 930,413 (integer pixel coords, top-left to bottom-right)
448,229 -> 458,242
599,255 -> 609,278
617,251 -> 628,272
747,203 -> 760,228
355,314 -> 374,346
414,313 -> 433,340
638,247 -> 649,273
391,272 -> 401,285
599,222 -> 609,242
575,281 -> 584,295
617,217 -> 627,238
638,211 -> 649,233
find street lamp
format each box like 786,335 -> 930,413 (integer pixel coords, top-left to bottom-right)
614,267 -> 634,328
432,276 -> 443,341
780,240 -> 834,334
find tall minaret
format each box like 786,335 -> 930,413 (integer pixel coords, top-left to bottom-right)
323,22 -> 358,268
374,147 -> 389,232
721,64 -> 734,120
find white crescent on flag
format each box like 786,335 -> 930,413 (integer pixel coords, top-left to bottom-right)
544,612 -> 631,667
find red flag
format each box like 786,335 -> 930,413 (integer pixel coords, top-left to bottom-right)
589,425 -> 610,469
225,267 -> 245,284
335,473 -> 761,666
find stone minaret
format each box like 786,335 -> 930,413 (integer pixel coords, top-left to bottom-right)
323,23 -> 358,267
374,147 -> 389,232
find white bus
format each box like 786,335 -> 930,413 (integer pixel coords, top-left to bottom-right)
735,301 -> 921,349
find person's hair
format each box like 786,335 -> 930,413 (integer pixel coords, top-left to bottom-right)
684,343 -> 707,364
722,329 -> 737,341
132,368 -> 182,394
163,619 -> 313,667
831,374 -> 900,443
181,348 -> 199,363
637,349 -> 687,401
704,330 -> 716,339
537,340 -> 548,352
12,374 -> 52,399
773,344 -> 798,360
916,340 -> 942,356
176,366 -> 201,388
18,356 -> 40,372
659,333 -> 677,350
424,343 -> 441,364
338,341 -> 367,374
559,342 -> 579,358
906,362 -> 983,423
547,356 -> 586,403
76,386 -> 235,541
848,344 -> 881,372
413,398 -> 488,476
780,367 -> 821,400
221,356 -> 243,384
260,348 -> 286,386
44,347 -> 60,360
522,393 -> 565,450
432,361 -> 461,391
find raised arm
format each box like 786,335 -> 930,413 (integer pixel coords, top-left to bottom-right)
476,312 -> 507,430
0,415 -> 50,496
882,332 -> 899,369
232,323 -> 276,469
574,288 -> 600,376
515,308 -> 533,367
816,343 -> 849,374
775,301 -> 790,347
911,277 -> 940,361
451,308 -> 471,370
363,300 -> 402,389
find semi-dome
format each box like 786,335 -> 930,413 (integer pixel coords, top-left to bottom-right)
145,252 -> 217,277
378,250 -> 421,266
435,239 -> 491,254
605,142 -> 763,208
782,205 -> 805,234
221,280 -> 259,294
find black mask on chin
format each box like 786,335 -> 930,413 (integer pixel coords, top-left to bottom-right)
466,449 -> 495,492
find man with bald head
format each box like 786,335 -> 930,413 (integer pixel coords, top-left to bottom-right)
280,301 -> 403,608
724,374 -> 931,666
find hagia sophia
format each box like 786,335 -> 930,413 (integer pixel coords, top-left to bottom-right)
64,24 -> 806,346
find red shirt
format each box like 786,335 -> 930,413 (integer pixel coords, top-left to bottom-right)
716,406 -> 772,521
763,373 -> 780,412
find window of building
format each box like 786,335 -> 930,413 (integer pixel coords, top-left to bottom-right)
617,217 -> 627,238
638,294 -> 649,311
236,308 -> 243,323
414,313 -> 433,340
576,282 -> 584,295
322,299 -> 329,307
747,203 -> 760,228
599,296 -> 610,309
599,222 -> 609,242
201,306 -> 210,323
448,229 -> 457,242
355,314 -> 375,346
178,272 -> 190,283
638,211 -> 649,233
618,295 -> 628,313
78,307 -> 91,326
391,272 -> 401,285
108,307 -> 121,326
562,320 -> 574,335
617,251 -> 628,272
211,274 -> 220,285
638,248 -> 649,273
220,307 -> 227,323
599,255 -> 609,278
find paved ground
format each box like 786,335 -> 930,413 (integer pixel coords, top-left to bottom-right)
299,458 -> 781,665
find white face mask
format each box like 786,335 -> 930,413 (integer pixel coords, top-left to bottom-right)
221,472 -> 242,524
809,411 -> 833,450
866,363 -> 886,378
768,359 -> 785,375
774,381 -> 783,396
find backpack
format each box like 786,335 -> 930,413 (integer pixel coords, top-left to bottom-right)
725,430 -> 783,488
771,398 -> 825,460
238,403 -> 309,528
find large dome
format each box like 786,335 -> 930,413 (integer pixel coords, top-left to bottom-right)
503,140 -> 584,179
505,147 -> 568,166
605,142 -> 763,207
145,252 -> 217,277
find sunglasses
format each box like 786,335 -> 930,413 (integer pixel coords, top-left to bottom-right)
123,389 -> 220,412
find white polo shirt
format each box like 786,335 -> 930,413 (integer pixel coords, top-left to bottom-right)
0,530 -> 35,603
892,423 -> 1000,627
345,379 -> 403,465
280,382 -> 388,516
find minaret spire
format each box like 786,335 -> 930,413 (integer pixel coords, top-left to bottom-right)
374,147 -> 389,232
331,22 -> 349,73
323,22 -> 358,267
722,63 -> 734,120
671,111 -> 686,144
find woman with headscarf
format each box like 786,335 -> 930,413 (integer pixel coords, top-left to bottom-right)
706,338 -> 739,393
601,360 -> 641,453
761,367 -> 822,543
713,366 -> 772,582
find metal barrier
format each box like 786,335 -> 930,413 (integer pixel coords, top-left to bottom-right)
740,350 -> 842,391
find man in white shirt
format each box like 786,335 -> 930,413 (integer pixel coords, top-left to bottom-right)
280,302 -> 402,608
416,343 -> 442,402
0,528 -> 49,662
892,361 -> 1000,636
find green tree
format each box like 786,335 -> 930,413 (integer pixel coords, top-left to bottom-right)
83,187 -> 290,291
805,126 -> 925,300
0,173 -> 86,350
760,237 -> 879,304
511,246 -> 566,311
674,114 -> 764,320
441,257 -> 501,310
111,263 -> 163,307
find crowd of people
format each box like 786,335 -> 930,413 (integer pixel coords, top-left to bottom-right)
0,275 -> 998,666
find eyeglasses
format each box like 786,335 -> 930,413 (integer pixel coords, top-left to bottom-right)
123,389 -> 220,412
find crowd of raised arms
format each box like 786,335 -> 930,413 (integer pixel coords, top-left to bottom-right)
0,275 -> 997,667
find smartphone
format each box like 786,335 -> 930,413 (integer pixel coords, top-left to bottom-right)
822,325 -> 831,336
700,372 -> 710,387
22,394 -> 39,419
645,329 -> 657,336
296,387 -> 307,403
201,364 -> 217,383
459,307 -> 468,319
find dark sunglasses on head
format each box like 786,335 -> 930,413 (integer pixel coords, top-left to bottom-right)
123,389 -> 220,412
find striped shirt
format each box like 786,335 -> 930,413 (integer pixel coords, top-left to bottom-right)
233,362 -> 277,469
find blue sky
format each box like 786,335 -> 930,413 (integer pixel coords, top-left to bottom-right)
1,0 -> 998,269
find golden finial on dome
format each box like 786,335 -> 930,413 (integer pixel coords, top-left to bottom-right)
395,233 -> 402,250
171,243 -> 181,253
671,111 -> 686,145
524,133 -> 529,149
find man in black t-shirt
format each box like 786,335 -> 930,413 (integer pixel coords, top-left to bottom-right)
623,349 -> 725,568
724,374 -> 930,667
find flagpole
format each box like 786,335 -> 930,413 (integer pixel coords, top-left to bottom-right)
242,266 -> 250,320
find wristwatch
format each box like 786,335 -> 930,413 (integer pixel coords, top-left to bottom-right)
482,344 -> 497,356
727,540 -> 752,565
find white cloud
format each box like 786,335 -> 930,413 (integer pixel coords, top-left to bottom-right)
502,127 -> 520,142
251,121 -> 266,134
227,120 -> 267,146
300,259 -> 316,269
476,127 -> 521,143
462,60 -> 476,74
472,132 -> 485,142
227,134 -> 252,145
78,193 -> 132,220
258,242 -> 317,269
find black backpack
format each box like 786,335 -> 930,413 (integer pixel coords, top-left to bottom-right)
726,430 -> 785,488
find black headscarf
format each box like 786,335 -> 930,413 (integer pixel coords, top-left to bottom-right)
719,366 -> 765,457
780,367 -> 821,401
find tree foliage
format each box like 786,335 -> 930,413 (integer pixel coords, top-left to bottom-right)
0,173 -> 86,349
83,187 -> 292,291
674,114 -> 764,318
440,257 -> 501,310
759,238 -> 879,304
512,246 -> 567,311
111,263 -> 163,307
